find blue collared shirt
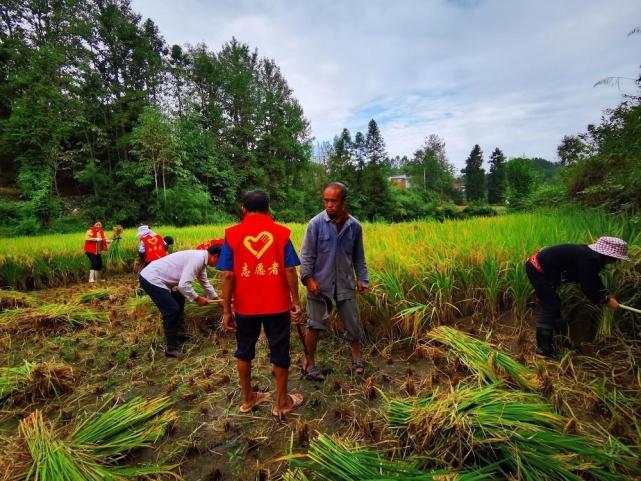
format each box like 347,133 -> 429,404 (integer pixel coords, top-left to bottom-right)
299,211 -> 368,301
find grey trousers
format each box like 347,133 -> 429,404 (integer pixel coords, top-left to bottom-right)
306,295 -> 364,342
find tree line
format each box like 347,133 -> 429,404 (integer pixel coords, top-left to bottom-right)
1,1 -> 638,235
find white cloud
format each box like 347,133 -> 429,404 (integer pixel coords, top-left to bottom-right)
131,0 -> 641,168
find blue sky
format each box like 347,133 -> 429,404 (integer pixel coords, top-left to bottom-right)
131,0 -> 641,169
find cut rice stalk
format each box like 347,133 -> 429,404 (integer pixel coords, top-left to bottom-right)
0,290 -> 35,311
386,383 -> 640,480
283,433 -> 494,481
1,361 -> 75,405
427,325 -> 540,390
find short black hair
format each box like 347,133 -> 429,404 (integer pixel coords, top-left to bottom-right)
207,244 -> 222,256
324,182 -> 348,199
163,236 -> 174,246
242,190 -> 270,213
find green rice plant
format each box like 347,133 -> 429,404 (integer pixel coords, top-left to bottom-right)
506,261 -> 532,315
478,256 -> 504,316
0,303 -> 108,337
426,326 -> 540,390
386,383 -> 640,480
283,433 -> 494,481
10,397 -> 177,481
0,361 -> 75,404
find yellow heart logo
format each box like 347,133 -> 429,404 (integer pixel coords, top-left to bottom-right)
147,236 -> 158,245
243,231 -> 274,259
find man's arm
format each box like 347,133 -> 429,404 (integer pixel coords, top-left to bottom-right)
221,271 -> 236,331
352,224 -> 369,291
286,266 -> 302,321
197,266 -> 219,299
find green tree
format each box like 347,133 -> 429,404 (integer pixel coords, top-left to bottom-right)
362,119 -> 392,220
486,147 -> 506,204
557,135 -> 588,166
504,157 -> 539,209
129,105 -> 178,201
407,134 -> 454,195
461,144 -> 485,202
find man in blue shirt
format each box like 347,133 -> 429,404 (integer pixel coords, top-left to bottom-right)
299,182 -> 369,380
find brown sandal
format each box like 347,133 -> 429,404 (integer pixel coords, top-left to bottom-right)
239,391 -> 271,413
272,393 -> 304,417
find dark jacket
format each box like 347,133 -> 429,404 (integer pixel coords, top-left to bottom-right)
537,244 -> 608,304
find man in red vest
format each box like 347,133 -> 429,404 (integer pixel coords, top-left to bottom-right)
218,191 -> 304,416
84,220 -> 109,283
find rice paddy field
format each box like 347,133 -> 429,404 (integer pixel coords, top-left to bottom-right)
1,209 -> 640,480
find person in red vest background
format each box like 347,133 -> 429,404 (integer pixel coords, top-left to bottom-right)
84,220 -> 109,283
218,190 -> 304,416
137,224 -> 172,268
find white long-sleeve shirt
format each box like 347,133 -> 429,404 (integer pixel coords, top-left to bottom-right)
140,250 -> 218,301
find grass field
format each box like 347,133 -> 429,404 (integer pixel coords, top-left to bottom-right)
0,210 -> 640,480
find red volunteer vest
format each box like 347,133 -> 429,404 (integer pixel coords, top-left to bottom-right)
141,233 -> 167,262
225,214 -> 291,316
84,227 -> 107,254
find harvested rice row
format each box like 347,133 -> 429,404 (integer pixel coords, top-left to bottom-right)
0,303 -> 107,337
386,383 -> 640,480
283,433 -> 494,481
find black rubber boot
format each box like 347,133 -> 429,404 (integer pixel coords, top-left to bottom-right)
164,329 -> 183,358
176,316 -> 193,345
535,327 -> 556,359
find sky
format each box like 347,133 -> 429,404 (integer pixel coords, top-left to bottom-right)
131,0 -> 641,169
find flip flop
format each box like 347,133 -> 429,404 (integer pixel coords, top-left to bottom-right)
272,392 -> 304,417
304,364 -> 325,381
352,358 -> 365,375
239,391 -> 271,413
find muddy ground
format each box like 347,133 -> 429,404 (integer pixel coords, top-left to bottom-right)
1,274 -> 640,481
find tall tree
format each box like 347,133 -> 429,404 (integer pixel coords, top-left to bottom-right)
408,134 -> 453,194
362,119 -> 392,220
486,147 -> 506,204
461,144 -> 485,202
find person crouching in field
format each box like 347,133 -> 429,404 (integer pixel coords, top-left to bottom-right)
84,220 -> 109,283
137,224 -> 173,268
525,236 -> 629,359
299,182 -> 369,380
219,190 -> 304,416
139,245 -> 222,358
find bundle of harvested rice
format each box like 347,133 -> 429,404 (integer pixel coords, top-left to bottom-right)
5,396 -> 177,481
0,361 -> 75,404
427,325 -> 539,390
283,433 -> 494,481
0,303 -> 107,337
386,383 -> 639,480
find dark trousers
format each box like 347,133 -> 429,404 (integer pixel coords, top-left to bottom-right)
85,253 -> 103,270
139,276 -> 186,347
525,261 -> 561,329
